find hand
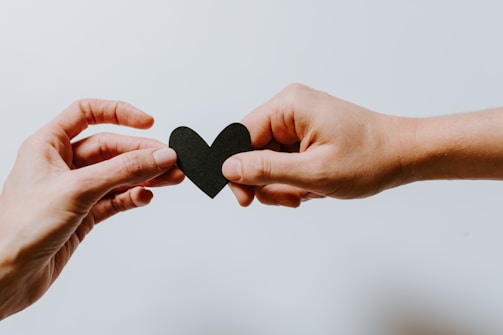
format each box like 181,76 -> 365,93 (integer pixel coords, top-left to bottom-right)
222,83 -> 411,207
0,99 -> 184,319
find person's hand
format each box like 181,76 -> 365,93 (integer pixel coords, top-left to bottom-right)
222,83 -> 412,207
0,99 -> 184,319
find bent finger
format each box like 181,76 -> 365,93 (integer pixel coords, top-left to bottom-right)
72,132 -> 166,168
255,184 -> 304,208
49,99 -> 154,139
74,147 -> 177,199
142,166 -> 185,187
91,186 -> 153,224
241,83 -> 317,148
227,182 -> 255,207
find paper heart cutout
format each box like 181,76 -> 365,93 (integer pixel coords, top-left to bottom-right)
169,123 -> 251,198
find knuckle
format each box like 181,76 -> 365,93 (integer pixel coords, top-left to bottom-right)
72,99 -> 96,124
69,99 -> 126,125
261,154 -> 273,180
120,153 -> 145,177
280,83 -> 310,102
109,197 -> 123,214
18,135 -> 36,153
72,98 -> 96,113
109,192 -> 135,214
247,153 -> 272,182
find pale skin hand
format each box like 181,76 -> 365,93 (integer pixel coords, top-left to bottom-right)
0,99 -> 184,319
222,83 -> 503,207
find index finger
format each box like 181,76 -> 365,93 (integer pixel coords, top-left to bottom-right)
49,99 -> 154,139
241,84 -> 311,149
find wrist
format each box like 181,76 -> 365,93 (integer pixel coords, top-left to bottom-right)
376,114 -> 421,190
397,108 -> 503,182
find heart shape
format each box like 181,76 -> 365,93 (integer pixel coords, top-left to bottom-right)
169,123 -> 251,198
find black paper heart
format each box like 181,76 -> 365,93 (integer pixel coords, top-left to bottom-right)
169,123 -> 251,198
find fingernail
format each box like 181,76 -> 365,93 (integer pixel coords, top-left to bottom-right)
153,148 -> 177,168
222,158 -> 242,181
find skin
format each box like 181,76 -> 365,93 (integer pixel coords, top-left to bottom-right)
223,83 -> 503,207
0,99 -> 184,320
2,85 -> 502,319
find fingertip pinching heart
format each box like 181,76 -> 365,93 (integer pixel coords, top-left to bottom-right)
169,123 -> 251,198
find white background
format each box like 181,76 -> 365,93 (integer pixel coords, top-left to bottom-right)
1,1 -> 503,334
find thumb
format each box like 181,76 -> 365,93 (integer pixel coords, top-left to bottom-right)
74,147 -> 177,198
222,149 -> 319,189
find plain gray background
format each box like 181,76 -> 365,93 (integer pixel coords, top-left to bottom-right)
1,0 -> 503,334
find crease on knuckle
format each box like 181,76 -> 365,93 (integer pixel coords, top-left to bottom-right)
111,101 -> 122,125
111,191 -> 136,214
248,153 -> 271,183
109,196 -> 123,214
282,82 -> 309,97
121,154 -> 145,179
76,99 -> 98,125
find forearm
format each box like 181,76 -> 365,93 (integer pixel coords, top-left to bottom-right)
400,108 -> 503,183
